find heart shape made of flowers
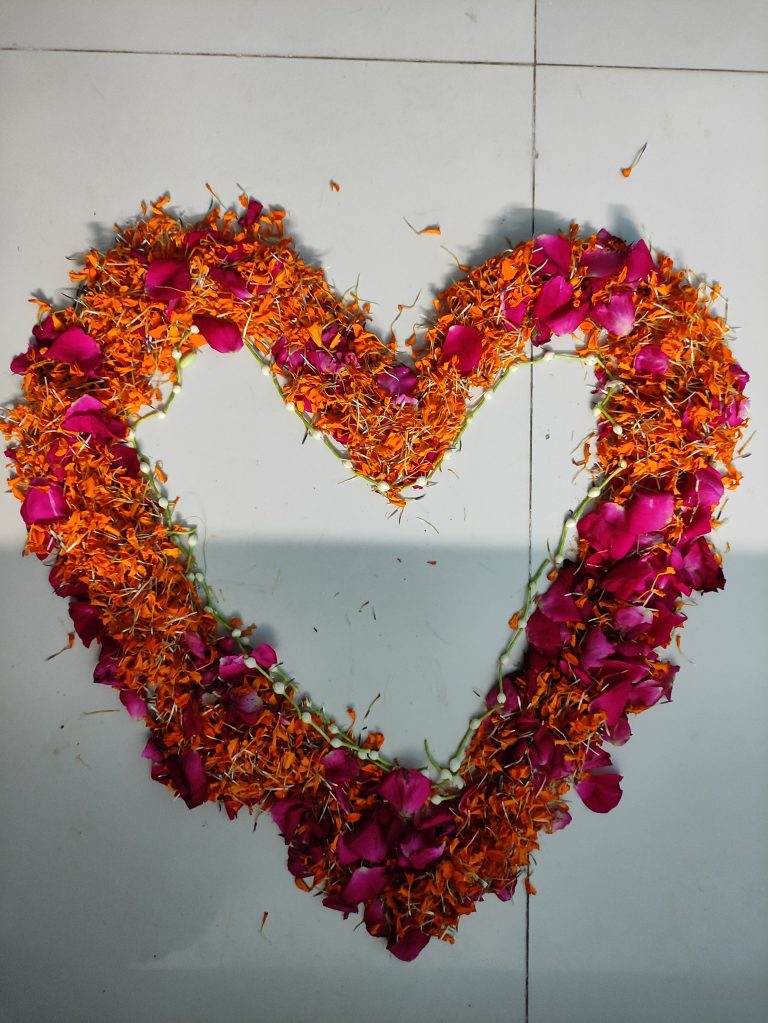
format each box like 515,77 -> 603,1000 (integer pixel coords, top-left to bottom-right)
2,195 -> 749,961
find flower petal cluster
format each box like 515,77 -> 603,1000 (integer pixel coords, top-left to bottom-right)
1,196 -> 747,959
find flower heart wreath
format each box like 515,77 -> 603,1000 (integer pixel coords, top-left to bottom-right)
2,195 -> 748,961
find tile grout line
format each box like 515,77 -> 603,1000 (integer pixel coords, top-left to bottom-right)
524,2 -> 537,1021
0,46 -> 766,75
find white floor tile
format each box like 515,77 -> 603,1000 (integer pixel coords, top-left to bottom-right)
2,0 -> 535,63
528,65 -> 768,1021
537,0 -> 768,72
0,51 -> 532,1020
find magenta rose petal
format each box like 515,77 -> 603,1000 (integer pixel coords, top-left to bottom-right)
63,395 -> 126,441
379,768 -> 432,815
627,492 -> 674,534
181,631 -> 208,664
614,605 -> 654,637
338,817 -> 388,865
590,680 -> 633,726
502,293 -> 529,327
576,771 -> 623,813
322,748 -> 361,786
110,442 -> 140,476
397,831 -> 446,869
342,865 -> 389,904
68,602 -> 103,647
209,266 -> 253,300
46,327 -> 102,373
251,642 -> 278,669
603,557 -> 658,601
526,608 -> 571,654
550,808 -> 573,833
538,562 -> 585,622
270,798 -> 307,842
531,234 -> 572,277
577,501 -> 634,562
145,258 -> 192,312
363,898 -> 389,936
633,344 -> 670,378
625,239 -> 656,282
141,738 -> 164,763
387,926 -> 431,962
179,748 -> 209,808
32,315 -> 59,343
239,198 -> 264,226
533,275 -> 573,321
580,627 -> 616,670
681,466 -> 724,510
442,324 -> 483,375
376,363 -> 418,398
192,315 -> 243,353
532,276 -> 589,336
590,291 -> 636,336
547,301 -> 590,336
10,352 -> 30,374
20,481 -> 69,526
580,246 -> 626,278
120,690 -> 148,721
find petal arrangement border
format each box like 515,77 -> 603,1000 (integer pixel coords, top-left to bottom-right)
1,195 -> 749,960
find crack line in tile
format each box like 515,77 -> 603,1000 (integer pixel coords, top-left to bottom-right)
1,47 -> 766,75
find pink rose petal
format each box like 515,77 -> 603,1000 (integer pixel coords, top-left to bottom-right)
388,926 -> 431,962
590,291 -> 636,336
209,266 -> 253,301
342,865 -> 389,904
145,258 -> 192,313
526,608 -> 571,654
179,748 -> 209,808
576,771 -> 623,813
20,481 -> 70,527
376,363 -> 418,398
46,327 -> 102,373
538,562 -> 585,623
141,738 -> 164,763
579,246 -> 627,279
62,395 -> 126,441
634,344 -> 669,378
590,680 -> 633,726
68,601 -> 103,647
627,491 -> 674,535
239,198 -> 264,227
625,240 -> 656,282
120,690 -> 148,721
110,442 -> 140,477
10,352 -> 30,374
443,324 -> 483,376
338,817 -> 388,865
533,276 -> 588,337
192,315 -> 243,353
502,293 -> 529,328
322,748 -> 361,786
379,769 -> 432,816
531,234 -> 572,277
251,642 -> 278,670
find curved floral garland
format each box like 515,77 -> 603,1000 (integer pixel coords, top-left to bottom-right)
1,195 -> 748,961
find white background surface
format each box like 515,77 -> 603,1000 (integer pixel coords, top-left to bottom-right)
1,3 -> 766,1021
